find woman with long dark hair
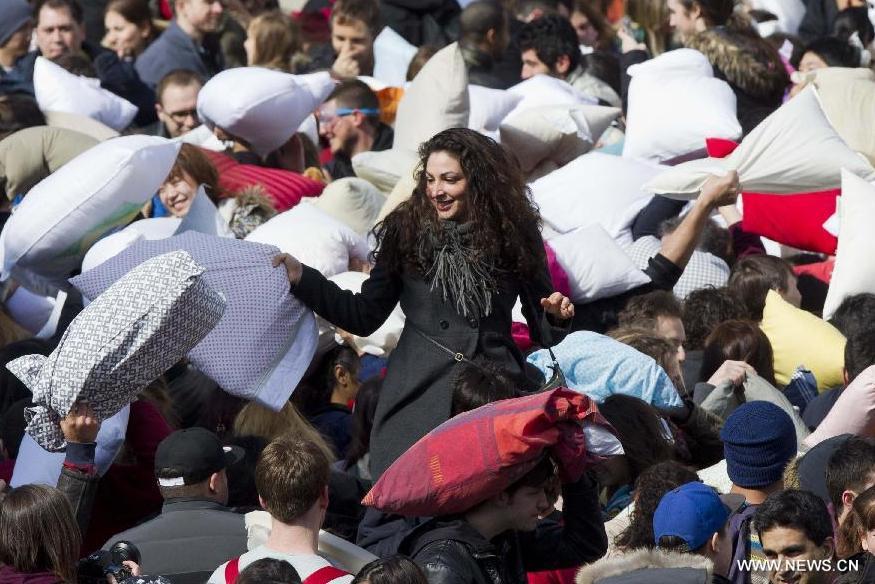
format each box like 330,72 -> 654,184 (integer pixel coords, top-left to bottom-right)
274,128 -> 574,479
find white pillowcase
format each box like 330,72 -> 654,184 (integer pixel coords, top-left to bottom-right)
501,104 -> 620,177
352,148 -> 419,193
393,42 -> 469,152
823,170 -> 875,319
245,202 -> 369,277
468,85 -> 523,135
0,135 -> 181,294
177,186 -> 234,239
505,74 -> 597,119
197,68 -> 334,157
623,49 -> 741,163
549,224 -> 651,303
320,271 -> 405,357
373,26 -> 418,87
531,151 -> 662,246
311,177 -> 386,235
33,57 -> 137,132
645,86 -> 875,198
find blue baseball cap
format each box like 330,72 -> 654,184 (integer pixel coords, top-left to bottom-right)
653,482 -> 745,550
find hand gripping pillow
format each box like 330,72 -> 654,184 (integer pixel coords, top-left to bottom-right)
33,57 -> 137,132
363,388 -> 613,516
372,26 -> 417,87
245,202 -> 369,277
310,177 -> 386,235
321,271 -> 405,357
527,331 -> 684,409
804,365 -> 875,448
0,126 -> 97,200
500,104 -> 620,177
623,49 -> 742,163
548,225 -> 651,303
823,170 -> 875,320
0,135 -> 181,295
71,232 -> 318,411
393,43 -> 469,153
760,290 -> 846,390
197,68 -> 335,157
13,250 -> 225,451
644,86 -> 875,199
468,85 -> 523,135
530,151 -> 661,245
203,149 -> 324,212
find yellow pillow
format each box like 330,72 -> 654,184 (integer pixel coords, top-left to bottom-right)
760,290 -> 846,390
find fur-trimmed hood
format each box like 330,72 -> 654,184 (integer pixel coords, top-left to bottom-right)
684,27 -> 789,103
575,548 -> 715,584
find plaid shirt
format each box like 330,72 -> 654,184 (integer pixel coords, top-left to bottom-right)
625,236 -> 730,299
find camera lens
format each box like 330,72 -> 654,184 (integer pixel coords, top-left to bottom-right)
109,541 -> 142,565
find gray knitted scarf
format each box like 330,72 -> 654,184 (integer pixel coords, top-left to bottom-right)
418,221 -> 499,320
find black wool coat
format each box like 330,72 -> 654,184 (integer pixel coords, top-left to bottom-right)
292,250 -> 556,480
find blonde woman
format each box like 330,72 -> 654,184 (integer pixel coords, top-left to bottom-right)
233,401 -> 335,462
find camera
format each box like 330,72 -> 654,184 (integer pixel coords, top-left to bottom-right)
77,541 -> 142,584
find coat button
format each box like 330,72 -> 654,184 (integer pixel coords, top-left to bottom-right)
439,320 -> 449,330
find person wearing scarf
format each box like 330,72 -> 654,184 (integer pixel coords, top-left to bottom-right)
274,128 -> 574,482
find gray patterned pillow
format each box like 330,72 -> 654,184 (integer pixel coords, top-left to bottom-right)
10,250 -> 225,451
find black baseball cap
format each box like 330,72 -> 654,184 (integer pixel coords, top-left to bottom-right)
154,428 -> 244,487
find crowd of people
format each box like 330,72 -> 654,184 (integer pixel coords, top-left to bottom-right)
0,0 -> 874,583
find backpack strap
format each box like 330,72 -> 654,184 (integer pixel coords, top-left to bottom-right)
224,557 -> 240,584
304,566 -> 349,584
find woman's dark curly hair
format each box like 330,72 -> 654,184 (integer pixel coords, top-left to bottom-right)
370,128 -> 543,280
614,461 -> 699,551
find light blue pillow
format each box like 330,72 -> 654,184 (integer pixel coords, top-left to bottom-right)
528,331 -> 683,409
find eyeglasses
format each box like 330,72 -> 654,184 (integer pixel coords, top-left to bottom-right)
317,107 -> 380,126
166,108 -> 199,123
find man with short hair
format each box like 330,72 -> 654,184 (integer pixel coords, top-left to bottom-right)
826,436 -> 875,526
518,13 -> 620,106
34,0 -> 84,60
152,69 -> 203,138
318,79 -> 393,181
329,0 -> 379,79
618,290 -> 687,364
755,490 -> 836,584
104,428 -> 247,582
209,436 -> 353,583
135,0 -> 225,89
0,0 -> 33,74
459,1 -> 514,89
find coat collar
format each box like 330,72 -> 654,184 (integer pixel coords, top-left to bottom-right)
575,548 -> 715,584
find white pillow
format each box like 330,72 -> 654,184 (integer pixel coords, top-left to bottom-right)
468,85 -> 523,135
197,68 -> 334,157
245,202 -> 369,277
311,177 -> 386,235
393,42 -> 469,152
644,86 -> 875,199
373,26 -> 418,87
505,74 -> 598,119
623,49 -> 741,163
531,151 -> 662,246
352,148 -> 419,193
319,271 -> 405,357
33,57 -> 137,132
549,225 -> 651,302
0,135 -> 181,295
750,0 -> 805,34
178,123 -> 225,152
177,186 -> 234,239
500,104 -> 620,176
823,170 -> 875,319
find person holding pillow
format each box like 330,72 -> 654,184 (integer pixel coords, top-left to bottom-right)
273,128 -> 576,481
103,0 -> 156,61
144,143 -> 221,218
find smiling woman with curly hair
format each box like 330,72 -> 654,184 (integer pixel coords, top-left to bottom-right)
273,128 -> 575,479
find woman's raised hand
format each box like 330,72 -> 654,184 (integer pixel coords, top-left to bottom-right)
540,292 -> 575,320
272,253 -> 303,286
